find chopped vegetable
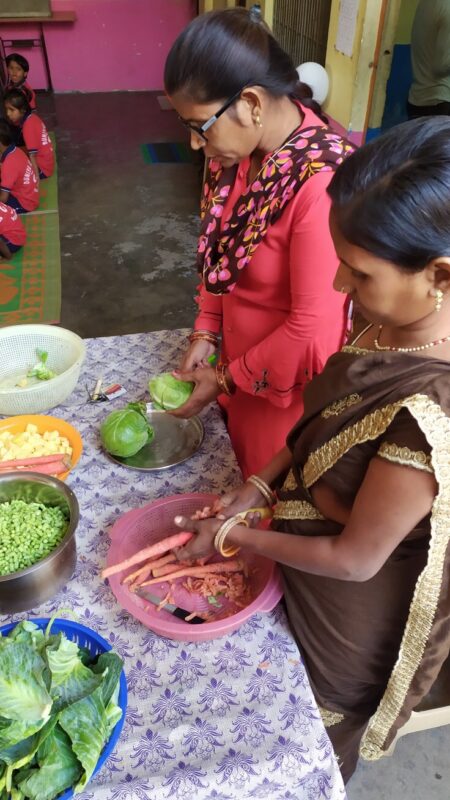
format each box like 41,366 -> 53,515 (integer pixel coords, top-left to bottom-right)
0,618 -> 123,799
185,572 -> 251,607
148,373 -> 194,411
102,531 -> 193,579
0,425 -> 72,464
100,402 -> 154,458
27,350 -> 56,382
0,500 -> 68,576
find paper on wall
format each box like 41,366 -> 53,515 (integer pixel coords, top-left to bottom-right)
335,0 -> 359,58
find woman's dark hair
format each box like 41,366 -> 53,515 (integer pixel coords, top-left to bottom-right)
5,53 -> 29,73
328,116 -> 450,271
4,88 -> 30,115
164,7 -> 327,122
0,121 -> 13,147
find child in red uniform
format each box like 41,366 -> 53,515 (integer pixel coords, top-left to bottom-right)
0,121 -> 38,213
4,90 -> 54,179
0,202 -> 26,259
5,54 -> 36,110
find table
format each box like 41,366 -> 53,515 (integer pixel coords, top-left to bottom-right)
0,11 -> 76,92
5,330 -> 347,800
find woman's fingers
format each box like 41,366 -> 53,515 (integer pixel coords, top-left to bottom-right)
174,515 -> 198,532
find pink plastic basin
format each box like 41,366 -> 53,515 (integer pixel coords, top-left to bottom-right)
106,493 -> 283,642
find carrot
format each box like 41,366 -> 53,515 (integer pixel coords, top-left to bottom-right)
152,560 -> 191,578
0,459 -> 70,475
0,453 -> 68,468
122,553 -> 176,585
101,531 -> 193,579
141,559 -> 245,587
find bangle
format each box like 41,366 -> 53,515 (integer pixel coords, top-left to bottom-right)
246,474 -> 276,506
189,330 -> 219,346
214,515 -> 248,557
215,361 -> 234,396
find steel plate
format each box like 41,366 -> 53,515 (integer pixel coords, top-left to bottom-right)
108,406 -> 204,471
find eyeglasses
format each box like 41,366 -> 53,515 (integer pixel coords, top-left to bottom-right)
178,85 -> 246,143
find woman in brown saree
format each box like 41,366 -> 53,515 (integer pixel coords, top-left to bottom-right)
172,116 -> 450,783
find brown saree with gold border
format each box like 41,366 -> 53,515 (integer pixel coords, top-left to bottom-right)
272,342 -> 450,779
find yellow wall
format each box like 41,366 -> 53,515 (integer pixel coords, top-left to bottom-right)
325,0 -> 388,136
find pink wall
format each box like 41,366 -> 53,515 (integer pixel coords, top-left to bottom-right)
1,0 -> 196,92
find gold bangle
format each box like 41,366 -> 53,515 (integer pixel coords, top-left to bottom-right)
189,333 -> 219,346
246,474 -> 276,506
215,362 -> 233,397
189,329 -> 219,341
214,515 -> 248,557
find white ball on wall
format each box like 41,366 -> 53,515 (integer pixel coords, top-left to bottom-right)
296,62 -> 330,105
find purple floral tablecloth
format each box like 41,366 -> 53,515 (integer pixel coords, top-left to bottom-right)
5,331 -> 347,800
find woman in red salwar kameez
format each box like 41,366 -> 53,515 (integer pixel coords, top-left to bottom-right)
164,8 -> 354,478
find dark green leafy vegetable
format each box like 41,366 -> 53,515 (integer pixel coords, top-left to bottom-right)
148,373 -> 194,410
100,402 -> 154,457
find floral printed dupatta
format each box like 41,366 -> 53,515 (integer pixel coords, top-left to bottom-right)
197,123 -> 355,294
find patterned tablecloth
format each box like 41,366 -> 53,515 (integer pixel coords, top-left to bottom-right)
5,331 -> 347,800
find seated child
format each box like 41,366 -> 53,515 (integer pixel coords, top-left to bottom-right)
0,121 -> 38,213
5,53 -> 36,110
0,202 -> 26,259
4,90 -> 54,179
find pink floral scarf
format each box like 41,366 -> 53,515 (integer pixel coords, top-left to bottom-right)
198,123 -> 355,294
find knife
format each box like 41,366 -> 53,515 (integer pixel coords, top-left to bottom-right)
136,588 -> 206,624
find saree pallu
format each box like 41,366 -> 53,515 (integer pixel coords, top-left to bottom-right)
272,344 -> 450,777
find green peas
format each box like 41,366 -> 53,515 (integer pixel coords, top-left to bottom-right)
0,500 -> 68,576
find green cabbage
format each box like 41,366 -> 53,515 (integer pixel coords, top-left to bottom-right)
148,373 -> 194,410
100,402 -> 154,457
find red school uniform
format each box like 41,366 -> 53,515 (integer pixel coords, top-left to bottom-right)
22,112 -> 54,178
0,145 -> 39,212
6,79 -> 36,110
0,202 -> 26,246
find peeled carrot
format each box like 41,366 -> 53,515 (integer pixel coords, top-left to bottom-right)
0,459 -> 70,475
102,531 -> 193,579
122,553 -> 177,585
152,560 -> 191,578
0,453 -> 68,469
141,559 -> 245,587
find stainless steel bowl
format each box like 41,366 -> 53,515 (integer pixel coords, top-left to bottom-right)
0,473 -> 79,613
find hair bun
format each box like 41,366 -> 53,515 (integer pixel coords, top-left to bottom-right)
249,3 -> 263,23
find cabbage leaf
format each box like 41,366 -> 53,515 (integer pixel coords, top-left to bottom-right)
0,644 -> 52,724
16,725 -> 82,800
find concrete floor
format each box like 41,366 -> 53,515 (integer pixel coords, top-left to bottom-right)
42,91 -> 450,797
40,90 -> 201,338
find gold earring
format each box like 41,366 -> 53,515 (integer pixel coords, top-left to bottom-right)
433,288 -> 444,313
255,113 -> 263,128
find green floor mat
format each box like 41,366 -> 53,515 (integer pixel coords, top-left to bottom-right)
0,212 -> 61,326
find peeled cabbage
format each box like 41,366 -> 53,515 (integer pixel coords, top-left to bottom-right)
148,373 -> 194,411
100,403 -> 154,457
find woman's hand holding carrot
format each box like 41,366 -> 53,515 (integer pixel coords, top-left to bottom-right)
173,515 -> 221,561
212,482 -> 265,519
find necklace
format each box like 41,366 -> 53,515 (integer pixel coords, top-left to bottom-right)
374,325 -> 450,353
